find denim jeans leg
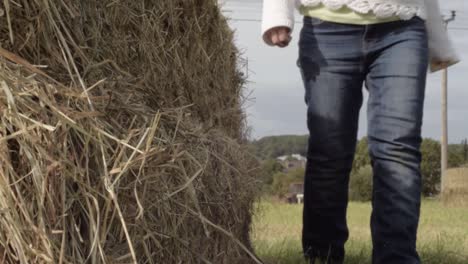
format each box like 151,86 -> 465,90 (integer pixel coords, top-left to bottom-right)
298,18 -> 366,261
365,19 -> 428,264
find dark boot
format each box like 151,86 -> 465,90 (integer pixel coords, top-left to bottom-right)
308,256 -> 316,264
309,257 -> 343,264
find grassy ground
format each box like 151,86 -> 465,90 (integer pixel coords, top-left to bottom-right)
252,199 -> 468,264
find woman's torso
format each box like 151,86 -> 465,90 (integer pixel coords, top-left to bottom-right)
297,0 -> 427,23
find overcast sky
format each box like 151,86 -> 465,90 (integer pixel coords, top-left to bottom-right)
220,0 -> 468,143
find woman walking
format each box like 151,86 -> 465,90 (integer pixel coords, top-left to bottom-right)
261,1 -> 459,263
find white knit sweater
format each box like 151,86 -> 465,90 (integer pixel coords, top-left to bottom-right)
262,0 -> 459,70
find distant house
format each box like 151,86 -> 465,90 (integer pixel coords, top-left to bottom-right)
277,154 -> 306,172
286,182 -> 304,204
277,154 -> 307,162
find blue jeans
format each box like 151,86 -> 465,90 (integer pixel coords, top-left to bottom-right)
298,16 -> 428,264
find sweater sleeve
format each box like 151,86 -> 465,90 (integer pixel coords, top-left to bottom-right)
425,0 -> 460,72
261,0 -> 297,46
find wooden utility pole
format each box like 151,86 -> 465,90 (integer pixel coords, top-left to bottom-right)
441,11 -> 456,194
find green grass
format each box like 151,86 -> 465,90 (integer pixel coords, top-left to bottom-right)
252,199 -> 468,264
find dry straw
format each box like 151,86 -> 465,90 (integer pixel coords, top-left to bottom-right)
0,0 -> 261,263
442,168 -> 468,208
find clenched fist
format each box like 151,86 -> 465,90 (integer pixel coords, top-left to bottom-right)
264,26 -> 292,48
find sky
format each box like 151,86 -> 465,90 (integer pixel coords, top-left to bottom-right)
219,0 -> 468,143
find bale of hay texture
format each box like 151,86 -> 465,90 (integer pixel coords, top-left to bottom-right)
442,168 -> 468,208
0,0 -> 261,263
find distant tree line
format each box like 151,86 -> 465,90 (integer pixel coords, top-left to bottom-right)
249,135 -> 308,160
253,135 -> 468,199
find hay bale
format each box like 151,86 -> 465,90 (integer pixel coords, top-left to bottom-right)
442,168 -> 468,208
0,0 -> 261,263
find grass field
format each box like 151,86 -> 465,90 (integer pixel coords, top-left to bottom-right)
252,200 -> 468,264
